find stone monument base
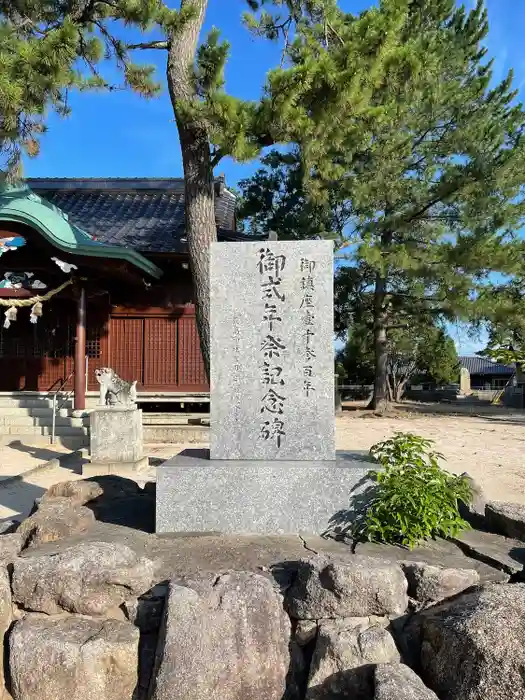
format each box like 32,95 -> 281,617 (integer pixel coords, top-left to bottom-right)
83,456 -> 149,477
156,449 -> 371,535
86,406 -> 146,477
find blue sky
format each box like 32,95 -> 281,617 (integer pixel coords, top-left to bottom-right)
23,0 -> 525,354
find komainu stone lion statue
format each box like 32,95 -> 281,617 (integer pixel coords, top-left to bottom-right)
94,367 -> 137,406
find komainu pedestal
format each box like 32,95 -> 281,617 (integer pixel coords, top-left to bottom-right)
84,407 -> 148,476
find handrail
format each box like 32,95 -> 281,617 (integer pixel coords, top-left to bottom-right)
51,370 -> 75,444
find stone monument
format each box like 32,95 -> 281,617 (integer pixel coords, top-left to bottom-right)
460,367 -> 471,396
156,240 -> 369,534
83,368 -> 148,477
211,240 -> 335,460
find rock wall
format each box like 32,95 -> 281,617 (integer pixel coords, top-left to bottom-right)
1,474 -> 525,700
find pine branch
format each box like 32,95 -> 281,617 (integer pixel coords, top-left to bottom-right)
326,19 -> 344,46
210,147 -> 224,168
127,41 -> 168,50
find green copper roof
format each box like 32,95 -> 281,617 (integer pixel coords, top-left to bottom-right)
0,182 -> 162,279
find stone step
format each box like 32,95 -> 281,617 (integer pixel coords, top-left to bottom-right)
0,415 -> 89,428
142,413 -> 209,426
0,399 -> 73,410
0,424 -> 89,437
0,407 -> 71,418
0,392 -> 210,407
0,434 -> 89,449
143,425 -> 209,444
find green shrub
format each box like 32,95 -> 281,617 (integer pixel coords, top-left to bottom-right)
355,432 -> 473,549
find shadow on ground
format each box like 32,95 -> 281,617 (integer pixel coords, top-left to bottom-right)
84,475 -> 156,533
5,440 -> 71,463
0,449 -> 85,525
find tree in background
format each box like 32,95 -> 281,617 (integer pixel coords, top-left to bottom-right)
477,274 -> 525,370
2,0 -> 419,377
238,150 -> 349,246
239,0 -> 525,411
337,319 -> 459,401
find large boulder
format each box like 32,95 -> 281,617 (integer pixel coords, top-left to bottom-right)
17,500 -> 95,549
9,616 -> 139,700
306,618 -> 400,700
41,480 -> 104,507
414,582 -> 525,699
0,533 -> 22,566
485,501 -> 525,542
287,556 -> 408,619
12,541 -> 155,615
151,572 -> 291,700
401,562 -> 479,604
374,663 -> 439,700
0,567 -> 12,700
458,472 -> 486,528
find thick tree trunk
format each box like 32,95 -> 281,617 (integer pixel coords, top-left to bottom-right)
166,0 -> 214,379
368,277 -> 389,412
368,230 -> 393,412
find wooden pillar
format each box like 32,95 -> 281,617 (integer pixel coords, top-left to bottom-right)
74,286 -> 86,411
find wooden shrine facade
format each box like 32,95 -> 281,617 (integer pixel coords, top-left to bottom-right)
0,294 -> 208,394
0,177 -> 252,407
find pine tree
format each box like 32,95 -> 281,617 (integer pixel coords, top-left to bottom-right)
338,318 -> 459,401
239,0 -> 525,410
477,272 -> 525,370
2,0 -> 422,377
0,2 -> 159,174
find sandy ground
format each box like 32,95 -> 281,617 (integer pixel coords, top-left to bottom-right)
336,402 -> 525,505
0,401 -> 523,523
0,440 -> 75,480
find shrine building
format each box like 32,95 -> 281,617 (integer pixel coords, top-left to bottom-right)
0,178 -> 253,411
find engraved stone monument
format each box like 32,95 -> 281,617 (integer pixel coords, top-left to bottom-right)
211,241 -> 335,460
156,240 -> 369,534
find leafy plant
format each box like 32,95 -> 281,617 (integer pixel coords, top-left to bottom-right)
356,432 -> 473,549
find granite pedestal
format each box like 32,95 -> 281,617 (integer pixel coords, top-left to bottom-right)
156,449 -> 370,534
84,406 -> 148,477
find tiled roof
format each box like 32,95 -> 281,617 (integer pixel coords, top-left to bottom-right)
459,355 -> 514,375
25,178 -> 247,253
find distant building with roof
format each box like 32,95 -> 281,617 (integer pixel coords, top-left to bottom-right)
459,355 -> 515,390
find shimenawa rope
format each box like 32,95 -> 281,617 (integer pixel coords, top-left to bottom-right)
0,279 -> 73,328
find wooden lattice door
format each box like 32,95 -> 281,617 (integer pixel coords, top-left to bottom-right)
143,318 -> 178,390
108,317 -> 144,386
108,314 -> 208,392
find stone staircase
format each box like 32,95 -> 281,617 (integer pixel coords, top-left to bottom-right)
142,413 -> 209,443
0,394 -> 91,448
0,394 -> 210,447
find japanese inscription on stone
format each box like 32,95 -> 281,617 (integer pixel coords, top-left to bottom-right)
210,240 -> 335,461
258,247 -> 287,448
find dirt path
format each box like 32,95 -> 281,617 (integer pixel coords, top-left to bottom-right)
337,404 -> 525,504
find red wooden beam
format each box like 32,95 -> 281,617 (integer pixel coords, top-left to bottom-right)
0,289 -> 33,298
74,286 -> 87,411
